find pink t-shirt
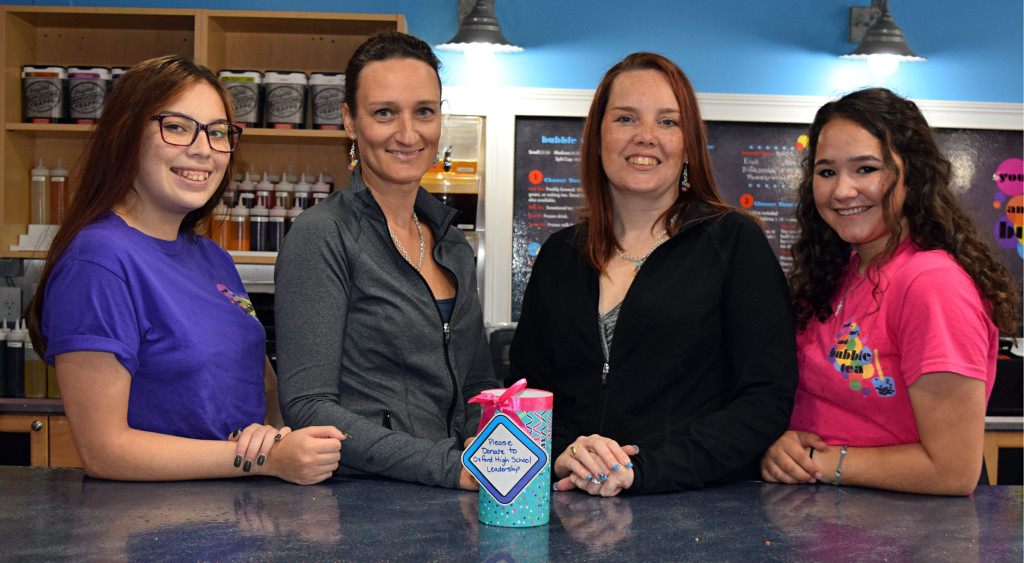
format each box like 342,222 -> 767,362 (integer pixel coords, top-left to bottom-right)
790,238 -> 997,447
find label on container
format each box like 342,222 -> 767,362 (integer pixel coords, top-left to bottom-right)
228,83 -> 260,125
22,70 -> 65,122
264,73 -> 307,128
463,414 -> 548,505
69,80 -> 106,121
310,73 -> 345,130
220,71 -> 262,127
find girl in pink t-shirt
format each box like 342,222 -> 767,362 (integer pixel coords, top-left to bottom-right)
760,88 -> 1019,496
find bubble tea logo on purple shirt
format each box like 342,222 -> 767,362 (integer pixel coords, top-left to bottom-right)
217,284 -> 258,318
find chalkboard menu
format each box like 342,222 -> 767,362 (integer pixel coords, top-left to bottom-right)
511,116 -> 1023,322
511,117 -> 586,321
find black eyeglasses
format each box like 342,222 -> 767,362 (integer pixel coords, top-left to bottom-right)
151,114 -> 242,153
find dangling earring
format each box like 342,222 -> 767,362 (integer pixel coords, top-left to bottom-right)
434,151 -> 440,165
680,161 -> 690,192
348,141 -> 359,171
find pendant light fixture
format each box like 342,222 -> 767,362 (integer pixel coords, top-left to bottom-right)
436,0 -> 523,59
840,0 -> 925,77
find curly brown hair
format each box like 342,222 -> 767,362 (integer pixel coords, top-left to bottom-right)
789,88 -> 1019,335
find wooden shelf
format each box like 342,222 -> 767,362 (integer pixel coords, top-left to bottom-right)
1,7 -> 406,264
0,398 -> 65,415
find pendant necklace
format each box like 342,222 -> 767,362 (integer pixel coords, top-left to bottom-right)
614,229 -> 669,277
833,275 -> 866,318
388,211 -> 425,272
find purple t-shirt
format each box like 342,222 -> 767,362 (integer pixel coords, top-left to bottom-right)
42,213 -> 266,440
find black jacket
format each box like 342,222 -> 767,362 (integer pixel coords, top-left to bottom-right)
509,202 -> 797,493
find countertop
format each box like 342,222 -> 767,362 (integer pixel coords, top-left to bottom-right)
0,466 -> 1020,561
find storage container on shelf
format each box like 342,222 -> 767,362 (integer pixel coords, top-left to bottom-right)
67,66 -> 111,124
218,70 -> 262,128
426,115 -> 483,176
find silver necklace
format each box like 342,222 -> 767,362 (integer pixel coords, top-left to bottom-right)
833,275 -> 866,318
615,229 -> 669,277
388,211 -> 425,272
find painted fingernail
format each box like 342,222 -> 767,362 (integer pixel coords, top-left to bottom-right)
233,454 -> 242,468
232,428 -> 241,438
586,474 -> 593,480
257,454 -> 266,466
552,482 -> 560,491
274,433 -> 283,441
630,445 -> 640,454
243,460 -> 252,472
612,464 -> 621,471
625,462 -> 634,469
598,473 -> 608,482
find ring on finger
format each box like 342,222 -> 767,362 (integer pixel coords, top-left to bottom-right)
570,445 -> 578,458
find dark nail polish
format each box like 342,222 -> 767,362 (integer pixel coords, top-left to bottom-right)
243,460 -> 252,472
257,454 -> 266,466
612,464 -> 621,471
233,454 -> 242,468
274,433 -> 283,441
232,428 -> 240,438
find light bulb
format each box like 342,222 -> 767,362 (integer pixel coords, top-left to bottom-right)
464,43 -> 495,66
867,55 -> 899,78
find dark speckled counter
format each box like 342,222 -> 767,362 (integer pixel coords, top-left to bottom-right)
0,466 -> 1020,561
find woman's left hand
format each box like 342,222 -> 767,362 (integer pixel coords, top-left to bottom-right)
760,430 -> 828,484
552,434 -> 637,497
228,423 -> 293,472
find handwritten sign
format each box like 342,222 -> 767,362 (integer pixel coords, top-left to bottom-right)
463,413 -> 548,504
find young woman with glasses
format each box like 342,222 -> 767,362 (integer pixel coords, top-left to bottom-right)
26,55 -> 345,484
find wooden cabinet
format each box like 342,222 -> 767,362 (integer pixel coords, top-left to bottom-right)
0,7 -> 407,263
0,413 -> 81,467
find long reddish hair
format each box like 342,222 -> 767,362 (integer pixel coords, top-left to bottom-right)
28,55 -> 235,355
578,52 -> 740,273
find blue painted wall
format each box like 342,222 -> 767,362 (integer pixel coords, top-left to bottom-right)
7,0 -> 1022,103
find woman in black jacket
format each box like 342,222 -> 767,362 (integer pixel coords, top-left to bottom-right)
509,52 -> 798,495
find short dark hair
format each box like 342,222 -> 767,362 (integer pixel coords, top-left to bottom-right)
344,31 -> 442,113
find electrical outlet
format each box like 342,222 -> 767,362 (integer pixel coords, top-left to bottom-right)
0,287 -> 21,326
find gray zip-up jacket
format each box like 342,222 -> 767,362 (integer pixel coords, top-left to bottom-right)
274,167 -> 497,488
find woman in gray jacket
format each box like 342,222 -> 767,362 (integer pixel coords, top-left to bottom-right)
274,31 -> 496,489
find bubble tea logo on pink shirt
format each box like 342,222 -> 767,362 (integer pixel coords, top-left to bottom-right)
829,320 -> 895,398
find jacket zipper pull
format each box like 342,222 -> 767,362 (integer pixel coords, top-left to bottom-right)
443,322 -> 451,346
602,362 -> 609,386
